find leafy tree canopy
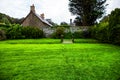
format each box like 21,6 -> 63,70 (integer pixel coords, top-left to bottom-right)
69,0 -> 107,26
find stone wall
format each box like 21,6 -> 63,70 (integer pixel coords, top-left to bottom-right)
43,26 -> 88,37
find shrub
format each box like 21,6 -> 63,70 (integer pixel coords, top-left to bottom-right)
108,8 -> 120,45
0,30 -> 6,40
6,24 -> 44,39
73,30 -> 83,39
52,27 -> 65,39
109,8 -> 120,28
64,32 -> 72,39
90,22 -> 109,42
73,29 -> 91,39
82,29 -> 91,38
110,25 -> 120,45
21,27 -> 44,39
90,8 -> 120,45
6,24 -> 23,39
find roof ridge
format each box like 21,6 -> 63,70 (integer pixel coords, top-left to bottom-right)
35,13 -> 52,26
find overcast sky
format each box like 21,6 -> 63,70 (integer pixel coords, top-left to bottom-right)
0,0 -> 120,24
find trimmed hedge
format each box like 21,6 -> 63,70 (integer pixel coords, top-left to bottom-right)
21,27 -> 44,39
1,24 -> 44,39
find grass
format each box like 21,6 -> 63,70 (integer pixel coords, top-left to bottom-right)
0,39 -> 61,44
0,39 -> 120,80
74,39 -> 99,43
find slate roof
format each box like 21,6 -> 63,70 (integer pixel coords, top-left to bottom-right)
22,11 -> 52,27
35,13 -> 52,26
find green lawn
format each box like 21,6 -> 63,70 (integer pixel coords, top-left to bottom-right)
0,39 -> 120,80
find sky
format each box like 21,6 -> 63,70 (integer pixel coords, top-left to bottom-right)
0,0 -> 120,24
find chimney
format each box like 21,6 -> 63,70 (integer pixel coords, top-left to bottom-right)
70,19 -> 72,26
40,13 -> 45,19
30,4 -> 35,13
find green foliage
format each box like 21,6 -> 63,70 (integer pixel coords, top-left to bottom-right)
74,17 -> 82,26
0,39 -> 120,80
90,22 -> 109,42
0,29 -> 6,40
74,39 -> 99,43
73,30 -> 83,38
6,24 -> 23,39
110,24 -> 120,44
0,39 -> 61,44
2,24 -> 44,39
21,27 -> 44,39
109,8 -> 120,28
60,25 -> 70,28
69,0 -> 106,26
73,30 -> 91,39
100,15 -> 109,23
1,17 -> 10,25
54,25 -> 70,28
60,22 -> 68,25
108,8 -> 120,44
52,26 -> 65,39
91,8 -> 120,45
0,12 -> 24,24
64,32 -> 72,39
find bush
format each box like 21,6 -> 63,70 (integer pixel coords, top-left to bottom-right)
109,8 -> 120,28
6,24 -> 44,39
73,30 -> 83,39
21,27 -> 44,39
0,30 -> 6,40
73,29 -> 91,39
6,24 -> 23,39
64,32 -> 72,39
90,8 -> 120,45
82,30 -> 91,38
90,22 -> 109,42
110,25 -> 120,45
52,27 -> 65,39
108,8 -> 120,45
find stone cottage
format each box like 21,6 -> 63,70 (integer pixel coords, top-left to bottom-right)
22,4 -> 53,37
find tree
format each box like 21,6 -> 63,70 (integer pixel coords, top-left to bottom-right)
0,12 -> 25,24
108,8 -> 120,44
74,16 -> 82,26
69,0 -> 107,26
1,17 -> 10,24
100,15 -> 109,23
109,8 -> 120,28
60,22 -> 68,25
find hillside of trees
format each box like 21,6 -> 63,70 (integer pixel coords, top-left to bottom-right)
0,12 -> 24,24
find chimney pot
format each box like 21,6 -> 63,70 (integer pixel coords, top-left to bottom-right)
40,13 -> 45,19
30,4 -> 35,13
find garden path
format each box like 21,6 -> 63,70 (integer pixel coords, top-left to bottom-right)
62,39 -> 73,44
